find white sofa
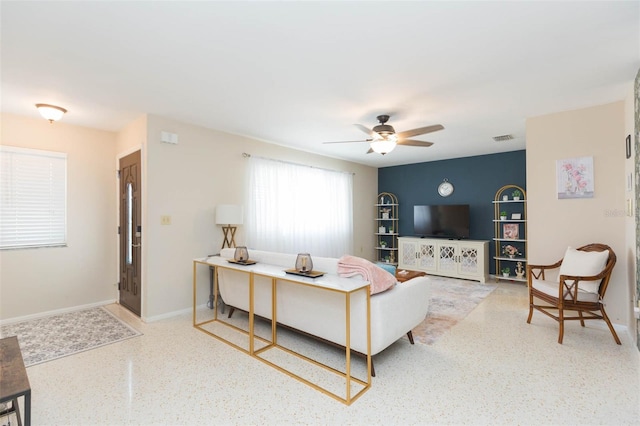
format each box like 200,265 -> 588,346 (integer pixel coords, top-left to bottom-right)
217,248 -> 431,367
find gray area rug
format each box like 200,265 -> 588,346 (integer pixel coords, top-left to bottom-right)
411,277 -> 497,345
0,306 -> 142,367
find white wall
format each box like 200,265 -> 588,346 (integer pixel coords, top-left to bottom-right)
0,113 -> 117,320
143,114 -> 378,320
526,102 -> 631,327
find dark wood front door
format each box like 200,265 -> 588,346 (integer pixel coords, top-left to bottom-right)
119,150 -> 142,316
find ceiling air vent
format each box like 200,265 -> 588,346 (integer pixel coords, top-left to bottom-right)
493,134 -> 514,142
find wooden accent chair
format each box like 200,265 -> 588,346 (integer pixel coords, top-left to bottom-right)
526,243 -> 620,344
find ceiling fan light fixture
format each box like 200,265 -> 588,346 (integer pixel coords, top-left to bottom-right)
370,139 -> 396,155
36,103 -> 67,123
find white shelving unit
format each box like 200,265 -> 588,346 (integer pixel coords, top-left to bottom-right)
375,192 -> 398,265
493,185 -> 527,282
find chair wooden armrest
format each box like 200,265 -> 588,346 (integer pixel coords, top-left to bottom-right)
526,260 -> 562,282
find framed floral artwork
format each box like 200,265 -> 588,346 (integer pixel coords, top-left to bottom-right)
503,223 -> 519,239
556,156 -> 594,199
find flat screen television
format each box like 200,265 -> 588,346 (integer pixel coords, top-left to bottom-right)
414,204 -> 470,239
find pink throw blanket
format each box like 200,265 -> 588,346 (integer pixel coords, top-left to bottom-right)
337,255 -> 397,295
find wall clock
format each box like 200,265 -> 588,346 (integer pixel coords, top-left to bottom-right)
438,179 -> 454,197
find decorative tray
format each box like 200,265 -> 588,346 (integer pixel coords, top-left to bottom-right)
284,269 -> 325,278
227,259 -> 257,265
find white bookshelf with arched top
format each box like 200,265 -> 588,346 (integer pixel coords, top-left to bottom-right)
493,184 -> 527,282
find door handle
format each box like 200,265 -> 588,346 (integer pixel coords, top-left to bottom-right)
132,244 -> 141,248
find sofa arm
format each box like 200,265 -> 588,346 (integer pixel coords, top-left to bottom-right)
368,276 -> 431,354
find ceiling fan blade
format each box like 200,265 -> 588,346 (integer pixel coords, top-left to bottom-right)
397,139 -> 434,147
396,124 -> 444,139
354,124 -> 379,138
322,138 -> 373,144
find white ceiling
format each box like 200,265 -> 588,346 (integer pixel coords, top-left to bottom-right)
2,1 -> 639,167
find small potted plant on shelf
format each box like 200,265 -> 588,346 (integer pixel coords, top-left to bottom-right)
380,207 -> 391,219
501,267 -> 510,277
512,189 -> 522,200
500,211 -> 507,220
379,240 -> 387,248
502,244 -> 520,258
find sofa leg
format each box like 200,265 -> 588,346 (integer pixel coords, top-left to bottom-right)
227,307 -> 235,319
371,360 -> 375,377
407,330 -> 415,345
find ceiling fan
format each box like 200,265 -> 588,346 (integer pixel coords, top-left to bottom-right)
323,115 -> 444,155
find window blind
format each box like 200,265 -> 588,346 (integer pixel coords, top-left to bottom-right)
0,146 -> 67,249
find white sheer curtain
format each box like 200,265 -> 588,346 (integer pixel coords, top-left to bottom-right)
246,156 -> 353,257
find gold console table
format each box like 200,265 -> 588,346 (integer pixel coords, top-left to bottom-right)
192,257 -> 371,405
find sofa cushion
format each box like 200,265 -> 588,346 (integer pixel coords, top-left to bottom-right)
558,247 -> 608,294
376,263 -> 397,276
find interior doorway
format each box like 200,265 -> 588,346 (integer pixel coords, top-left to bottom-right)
119,150 -> 142,316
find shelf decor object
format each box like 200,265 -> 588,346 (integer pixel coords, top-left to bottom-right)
375,192 -> 399,265
493,185 -> 527,282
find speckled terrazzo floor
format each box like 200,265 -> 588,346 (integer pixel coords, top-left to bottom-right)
22,281 -> 639,425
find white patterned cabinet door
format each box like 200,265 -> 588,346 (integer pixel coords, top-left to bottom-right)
458,242 -> 489,282
417,241 -> 437,272
398,239 -> 418,269
437,243 -> 458,274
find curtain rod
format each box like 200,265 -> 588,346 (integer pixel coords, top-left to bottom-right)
242,153 -> 355,175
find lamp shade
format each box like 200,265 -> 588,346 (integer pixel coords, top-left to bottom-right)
215,204 -> 243,225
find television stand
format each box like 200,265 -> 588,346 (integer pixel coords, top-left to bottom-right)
398,237 -> 489,283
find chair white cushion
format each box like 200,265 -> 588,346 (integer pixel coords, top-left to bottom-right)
531,278 -> 600,303
558,247 -> 608,294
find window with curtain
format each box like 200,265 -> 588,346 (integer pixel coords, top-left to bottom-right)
0,146 -> 67,249
246,156 -> 353,258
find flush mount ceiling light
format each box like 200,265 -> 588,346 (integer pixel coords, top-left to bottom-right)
35,103 -> 67,123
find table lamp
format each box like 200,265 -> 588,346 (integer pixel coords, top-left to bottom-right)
295,253 -> 313,273
216,204 -> 243,249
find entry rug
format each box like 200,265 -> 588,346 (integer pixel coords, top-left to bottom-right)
411,277 -> 497,345
0,306 -> 142,367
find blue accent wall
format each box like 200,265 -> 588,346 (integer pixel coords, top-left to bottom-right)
378,150 -> 526,274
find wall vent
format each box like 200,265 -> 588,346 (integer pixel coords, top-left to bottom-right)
493,134 -> 514,142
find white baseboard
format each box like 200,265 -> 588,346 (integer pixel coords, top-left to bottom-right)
0,299 -> 117,326
143,305 -> 198,323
